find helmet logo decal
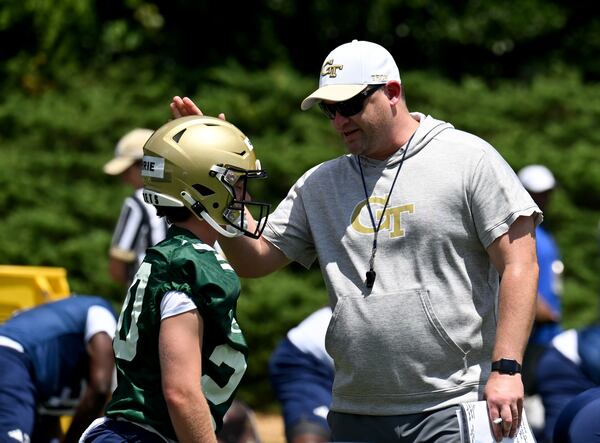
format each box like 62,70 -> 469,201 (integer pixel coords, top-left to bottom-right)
142,189 -> 183,207
141,155 -> 165,178
244,137 -> 254,151
142,191 -> 160,205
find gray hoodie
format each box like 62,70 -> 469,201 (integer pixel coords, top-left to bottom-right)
263,113 -> 541,415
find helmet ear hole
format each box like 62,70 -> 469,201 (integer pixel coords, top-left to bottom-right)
212,202 -> 219,209
193,184 -> 215,196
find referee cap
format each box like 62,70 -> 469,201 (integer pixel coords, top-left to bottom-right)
517,164 -> 556,193
104,128 -> 154,175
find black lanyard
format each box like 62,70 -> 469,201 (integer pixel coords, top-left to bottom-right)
357,133 -> 414,289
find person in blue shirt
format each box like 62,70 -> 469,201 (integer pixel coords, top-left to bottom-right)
0,295 -> 117,443
518,165 -> 563,345
518,165 -> 563,397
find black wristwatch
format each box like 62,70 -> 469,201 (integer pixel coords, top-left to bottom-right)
491,359 -> 522,375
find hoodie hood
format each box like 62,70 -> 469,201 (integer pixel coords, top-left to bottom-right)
359,112 -> 453,168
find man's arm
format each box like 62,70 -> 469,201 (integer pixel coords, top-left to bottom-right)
63,332 -> 114,443
218,234 -> 290,278
170,95 -> 291,278
485,215 -> 538,441
217,210 -> 290,277
160,310 -> 216,443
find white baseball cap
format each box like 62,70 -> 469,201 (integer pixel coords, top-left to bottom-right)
103,128 -> 154,175
517,164 -> 556,193
301,40 -> 401,111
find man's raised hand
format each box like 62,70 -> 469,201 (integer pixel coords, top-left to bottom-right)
170,96 -> 226,120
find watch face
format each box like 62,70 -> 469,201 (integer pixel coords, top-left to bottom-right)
493,359 -> 521,374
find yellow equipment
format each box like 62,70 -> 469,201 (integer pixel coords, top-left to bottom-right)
0,265 -> 73,432
0,265 -> 70,322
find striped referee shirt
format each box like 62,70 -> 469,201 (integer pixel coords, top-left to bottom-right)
110,188 -> 168,284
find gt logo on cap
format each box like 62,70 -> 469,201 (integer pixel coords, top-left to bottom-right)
321,59 -> 343,78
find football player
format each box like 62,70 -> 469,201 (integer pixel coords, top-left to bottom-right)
0,295 -> 116,443
80,116 -> 269,443
269,307 -> 334,443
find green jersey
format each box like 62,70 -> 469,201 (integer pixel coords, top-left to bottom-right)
106,225 -> 248,440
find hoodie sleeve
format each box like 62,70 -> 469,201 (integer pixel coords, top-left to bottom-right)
469,144 -> 542,248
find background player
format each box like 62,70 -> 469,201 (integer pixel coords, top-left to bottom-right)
535,325 -> 600,442
0,295 -> 116,443
269,307 -> 334,443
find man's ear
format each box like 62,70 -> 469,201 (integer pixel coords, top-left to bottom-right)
383,81 -> 402,105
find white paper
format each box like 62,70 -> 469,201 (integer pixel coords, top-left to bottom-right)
459,400 -> 536,443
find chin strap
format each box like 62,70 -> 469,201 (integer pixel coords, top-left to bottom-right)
223,223 -> 245,238
180,191 -> 243,238
201,210 -> 243,238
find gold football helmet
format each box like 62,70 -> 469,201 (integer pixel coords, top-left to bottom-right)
141,115 -> 269,238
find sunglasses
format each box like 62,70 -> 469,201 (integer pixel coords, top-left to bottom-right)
319,84 -> 384,119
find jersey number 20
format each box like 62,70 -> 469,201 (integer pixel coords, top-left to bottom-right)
113,262 -> 246,408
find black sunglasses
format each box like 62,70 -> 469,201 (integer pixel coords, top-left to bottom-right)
319,84 -> 384,119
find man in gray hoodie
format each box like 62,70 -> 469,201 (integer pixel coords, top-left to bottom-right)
171,40 -> 540,443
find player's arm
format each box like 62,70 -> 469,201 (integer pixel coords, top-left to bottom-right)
63,332 -> 114,443
160,309 -> 216,443
535,294 -> 559,323
108,196 -> 142,286
485,215 -> 538,441
108,256 -> 131,286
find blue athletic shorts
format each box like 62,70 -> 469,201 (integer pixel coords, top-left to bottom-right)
0,346 -> 36,443
553,386 -> 600,443
536,347 -> 596,442
81,417 -> 166,443
268,337 -> 334,440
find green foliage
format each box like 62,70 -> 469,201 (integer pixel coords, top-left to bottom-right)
1,0 -> 599,96
0,0 -> 599,411
0,61 -> 174,300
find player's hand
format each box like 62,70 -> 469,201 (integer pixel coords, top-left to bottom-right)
484,372 -> 523,441
170,96 -> 226,121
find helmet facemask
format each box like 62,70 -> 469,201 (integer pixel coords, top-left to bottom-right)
178,163 -> 270,239
207,164 -> 269,239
